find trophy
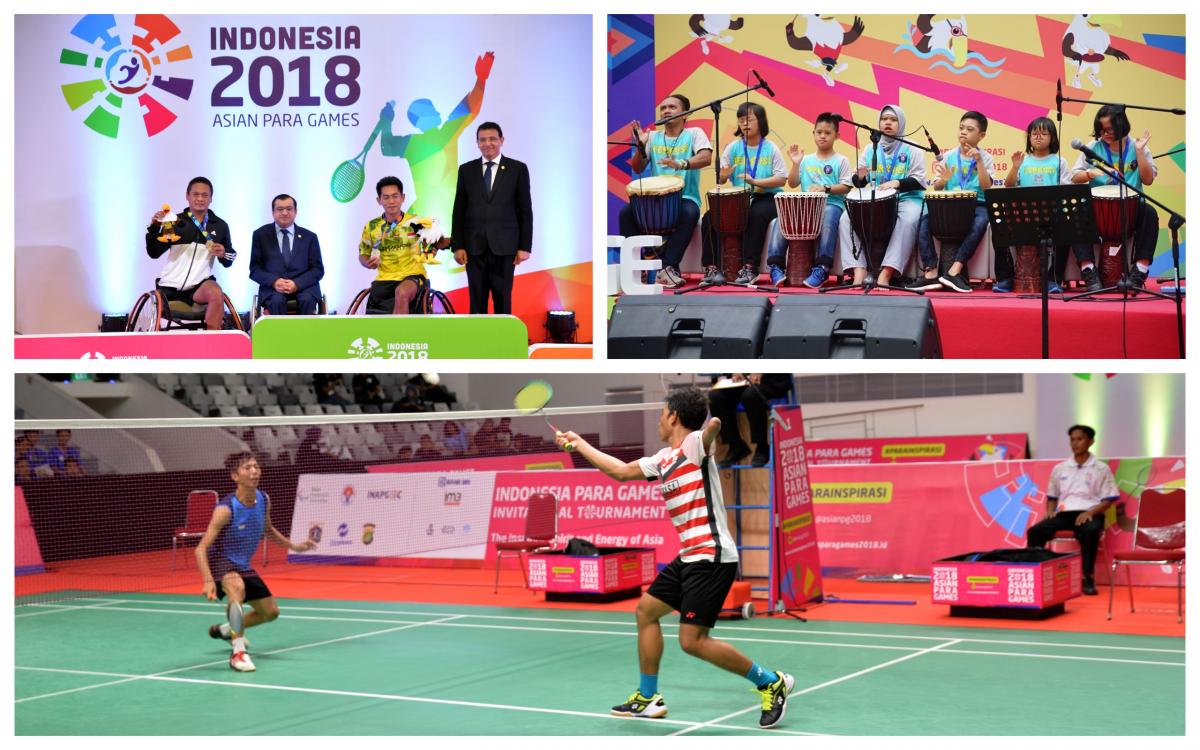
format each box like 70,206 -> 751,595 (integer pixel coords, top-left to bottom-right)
157,203 -> 180,243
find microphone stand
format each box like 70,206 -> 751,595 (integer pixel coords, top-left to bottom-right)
821,116 -> 932,296
1064,157 -> 1184,358
658,77 -> 773,294
1057,92 -> 1185,117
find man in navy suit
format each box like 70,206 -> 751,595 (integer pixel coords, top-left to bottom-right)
451,122 -> 533,315
249,194 -> 324,315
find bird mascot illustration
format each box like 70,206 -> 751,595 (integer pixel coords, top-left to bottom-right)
909,14 -> 970,68
785,14 -> 866,87
689,14 -> 745,55
1062,14 -> 1129,88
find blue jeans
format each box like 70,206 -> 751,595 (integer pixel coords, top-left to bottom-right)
918,204 -> 989,270
767,202 -> 844,269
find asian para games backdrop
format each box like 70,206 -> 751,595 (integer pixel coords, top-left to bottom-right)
15,14 -> 591,338
608,14 -> 1185,271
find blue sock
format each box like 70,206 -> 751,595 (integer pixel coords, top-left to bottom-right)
746,662 -> 778,689
639,673 -> 658,697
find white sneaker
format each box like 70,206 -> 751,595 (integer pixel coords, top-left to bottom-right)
230,651 -> 256,672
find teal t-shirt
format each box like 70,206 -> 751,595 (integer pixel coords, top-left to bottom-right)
861,144 -> 924,204
723,139 -> 785,195
638,127 -> 708,207
798,153 -> 851,209
1017,154 -> 1067,186
1087,138 -> 1143,190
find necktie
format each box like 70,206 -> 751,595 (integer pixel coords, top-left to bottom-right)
484,160 -> 495,196
280,228 -> 292,265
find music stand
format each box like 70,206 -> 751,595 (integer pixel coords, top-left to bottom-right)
985,184 -> 1098,359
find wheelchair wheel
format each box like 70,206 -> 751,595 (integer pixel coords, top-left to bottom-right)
425,289 -> 455,314
125,291 -> 163,332
347,288 -> 371,315
220,293 -> 245,331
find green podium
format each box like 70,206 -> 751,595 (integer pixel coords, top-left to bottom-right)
251,315 -> 529,359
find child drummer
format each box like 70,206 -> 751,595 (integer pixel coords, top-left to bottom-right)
767,112 -> 853,288
837,105 -> 926,288
912,110 -> 995,293
621,94 -> 714,288
1068,104 -> 1159,293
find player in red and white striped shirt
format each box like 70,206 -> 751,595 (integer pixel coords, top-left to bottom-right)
555,387 -> 794,728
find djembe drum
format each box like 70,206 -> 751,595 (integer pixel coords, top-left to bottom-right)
774,192 -> 828,285
1090,184 -> 1140,287
925,190 -> 978,275
1013,245 -> 1042,293
845,187 -> 897,270
707,185 -> 752,280
626,175 -> 684,237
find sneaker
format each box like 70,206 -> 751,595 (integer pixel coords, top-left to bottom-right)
769,264 -> 786,286
757,671 -> 795,728
1128,265 -> 1149,290
1047,280 -> 1063,294
701,265 -> 723,285
229,651 -> 256,672
907,275 -> 943,291
209,624 -> 231,642
658,266 -> 684,288
992,278 -> 1013,293
1080,266 -> 1102,292
751,449 -> 770,467
803,265 -> 829,289
939,273 -> 972,293
611,690 -> 668,719
734,265 -> 759,285
1082,578 -> 1098,596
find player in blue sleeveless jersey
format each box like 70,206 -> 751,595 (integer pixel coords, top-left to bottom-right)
196,452 -> 317,672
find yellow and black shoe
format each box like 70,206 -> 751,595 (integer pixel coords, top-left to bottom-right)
757,671 -> 795,728
611,690 -> 668,719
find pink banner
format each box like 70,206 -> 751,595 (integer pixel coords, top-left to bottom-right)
15,487 -> 45,576
772,405 -> 824,609
15,332 -> 252,359
367,451 -> 569,474
932,554 -> 1081,608
486,470 -> 679,564
805,433 -> 1029,465
811,457 -> 1185,585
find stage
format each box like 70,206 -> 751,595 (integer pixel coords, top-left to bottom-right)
611,277 -> 1185,359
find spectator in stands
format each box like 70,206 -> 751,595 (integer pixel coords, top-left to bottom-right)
390,381 -> 426,413
474,418 -> 498,452
352,374 -> 382,404
414,434 -> 442,460
396,444 -> 414,462
495,417 -> 515,451
1025,424 -> 1120,596
317,376 -> 353,406
408,373 -> 457,409
15,434 -> 33,483
48,429 -> 83,475
18,430 -> 53,479
444,421 -> 469,454
708,374 -> 793,467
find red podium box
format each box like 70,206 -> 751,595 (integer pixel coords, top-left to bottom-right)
931,550 -> 1082,618
527,548 -> 656,602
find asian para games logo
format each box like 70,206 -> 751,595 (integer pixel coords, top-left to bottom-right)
59,14 -> 194,138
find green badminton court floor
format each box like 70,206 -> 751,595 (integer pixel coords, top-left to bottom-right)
14,593 -> 1184,735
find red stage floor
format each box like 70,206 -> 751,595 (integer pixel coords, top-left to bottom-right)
655,277 -> 1185,358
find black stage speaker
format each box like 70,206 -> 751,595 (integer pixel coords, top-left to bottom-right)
763,295 -> 942,358
609,295 -> 770,358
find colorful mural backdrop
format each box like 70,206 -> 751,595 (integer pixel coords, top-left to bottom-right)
608,14 -> 1185,271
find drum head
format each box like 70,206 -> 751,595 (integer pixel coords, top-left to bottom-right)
708,184 -> 752,196
627,175 -> 684,197
927,190 -> 977,200
1090,184 -> 1128,199
846,186 -> 897,202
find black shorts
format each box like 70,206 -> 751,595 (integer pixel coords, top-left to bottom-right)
157,277 -> 217,307
646,557 -> 738,629
211,559 -> 272,602
367,276 -> 427,314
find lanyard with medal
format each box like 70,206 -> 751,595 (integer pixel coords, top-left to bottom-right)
371,215 -> 402,261
949,150 -> 978,190
876,144 -> 902,184
1100,139 -> 1132,185
742,138 -> 764,190
185,211 -> 219,258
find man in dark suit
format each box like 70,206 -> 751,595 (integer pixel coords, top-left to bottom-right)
249,194 -> 324,315
451,121 -> 533,314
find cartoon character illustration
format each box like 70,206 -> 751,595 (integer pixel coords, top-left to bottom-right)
689,14 -> 745,55
785,14 -> 866,87
1062,14 -> 1129,88
909,14 -> 969,68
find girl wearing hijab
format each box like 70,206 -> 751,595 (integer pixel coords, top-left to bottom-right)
836,104 -> 926,287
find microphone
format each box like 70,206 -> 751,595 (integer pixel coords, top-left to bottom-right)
1071,138 -> 1106,165
751,70 -> 775,98
923,126 -> 943,161
1056,79 -> 1063,123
